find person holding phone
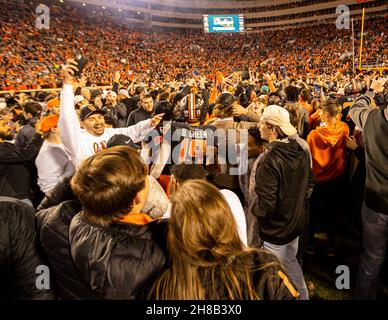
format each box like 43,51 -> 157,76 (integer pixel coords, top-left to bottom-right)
59,59 -> 164,168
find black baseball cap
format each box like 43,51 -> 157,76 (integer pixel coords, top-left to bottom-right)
106,134 -> 141,150
79,104 -> 105,121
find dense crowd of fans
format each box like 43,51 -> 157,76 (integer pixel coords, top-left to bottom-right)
1,1 -> 387,90
0,0 -> 387,301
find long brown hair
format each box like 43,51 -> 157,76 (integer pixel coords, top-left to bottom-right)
284,102 -> 301,129
149,180 -> 274,300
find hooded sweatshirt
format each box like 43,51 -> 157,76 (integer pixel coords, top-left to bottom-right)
307,121 -> 349,183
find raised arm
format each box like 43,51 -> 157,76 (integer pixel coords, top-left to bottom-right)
112,71 -> 121,94
233,103 -> 261,122
349,79 -> 385,130
58,60 -> 82,167
112,113 -> 164,143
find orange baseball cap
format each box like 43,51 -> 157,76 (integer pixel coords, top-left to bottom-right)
40,114 -> 59,132
47,98 -> 60,109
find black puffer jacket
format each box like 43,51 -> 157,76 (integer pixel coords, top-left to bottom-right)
36,175 -> 101,299
36,200 -> 100,299
37,176 -> 75,211
252,139 -> 314,245
0,197 -> 54,300
69,213 -> 168,299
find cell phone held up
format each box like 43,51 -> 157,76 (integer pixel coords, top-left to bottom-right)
314,84 -> 321,96
280,64 -> 287,80
73,54 -> 88,77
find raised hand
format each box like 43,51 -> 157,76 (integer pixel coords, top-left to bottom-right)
114,71 -> 121,83
151,113 -> 165,126
232,104 -> 248,117
370,78 -> 385,93
61,59 -> 78,85
263,73 -> 271,82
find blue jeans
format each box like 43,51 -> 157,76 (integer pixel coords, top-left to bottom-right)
264,237 -> 309,300
354,202 -> 388,300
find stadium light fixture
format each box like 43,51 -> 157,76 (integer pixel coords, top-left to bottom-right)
82,3 -> 86,6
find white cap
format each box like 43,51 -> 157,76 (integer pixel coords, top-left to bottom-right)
108,91 -> 117,99
261,105 -> 297,136
102,90 -> 117,99
118,89 -> 130,99
74,95 -> 85,105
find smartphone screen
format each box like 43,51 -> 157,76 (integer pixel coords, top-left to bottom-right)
314,84 -> 321,96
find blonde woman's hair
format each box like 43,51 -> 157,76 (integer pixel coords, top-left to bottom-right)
149,180 -> 276,300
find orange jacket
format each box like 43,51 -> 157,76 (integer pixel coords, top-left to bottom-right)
307,121 -> 350,183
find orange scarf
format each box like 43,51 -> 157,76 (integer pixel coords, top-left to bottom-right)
116,213 -> 155,226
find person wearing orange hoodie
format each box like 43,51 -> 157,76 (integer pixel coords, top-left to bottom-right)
306,99 -> 349,256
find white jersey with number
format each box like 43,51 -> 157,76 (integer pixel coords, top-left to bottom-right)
59,84 -> 154,168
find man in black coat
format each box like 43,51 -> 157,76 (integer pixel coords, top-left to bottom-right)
0,197 -> 54,299
126,93 -> 154,126
0,119 -> 43,205
350,79 -> 388,299
36,196 -> 99,299
15,101 -> 42,148
250,105 -> 314,300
